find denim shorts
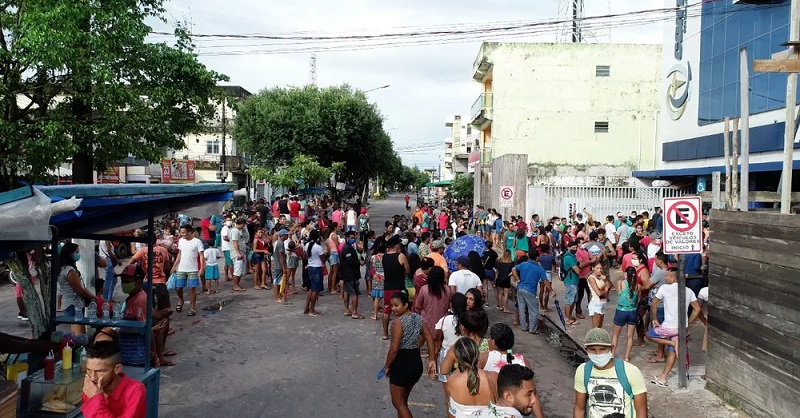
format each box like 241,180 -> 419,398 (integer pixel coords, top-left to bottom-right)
485,269 -> 496,281
613,309 -> 638,326
564,284 -> 578,305
329,252 -> 340,266
308,266 -> 324,292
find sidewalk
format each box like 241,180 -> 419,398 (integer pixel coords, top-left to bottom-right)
542,274 -> 750,418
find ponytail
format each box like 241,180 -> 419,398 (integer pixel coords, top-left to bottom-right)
466,361 -> 480,395
506,349 -> 514,364
625,266 -> 637,298
453,337 -> 481,395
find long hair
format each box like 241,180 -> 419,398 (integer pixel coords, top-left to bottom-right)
450,293 -> 467,336
454,337 -> 481,395
306,229 -> 320,256
467,251 -> 487,281
459,309 -> 489,338
490,323 -> 516,363
59,242 -> 79,269
466,288 -> 484,312
625,266 -> 637,299
426,266 -> 447,299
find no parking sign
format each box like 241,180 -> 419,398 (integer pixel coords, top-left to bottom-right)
663,196 -> 703,254
499,186 -> 514,208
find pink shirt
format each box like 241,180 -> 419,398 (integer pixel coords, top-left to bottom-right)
81,373 -> 146,418
413,284 -> 452,334
576,248 -> 591,278
438,214 -> 448,230
332,210 -> 343,225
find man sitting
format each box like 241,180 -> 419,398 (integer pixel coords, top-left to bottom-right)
81,340 -> 146,418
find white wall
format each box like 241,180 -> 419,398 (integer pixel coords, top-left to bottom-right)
479,43 -> 662,174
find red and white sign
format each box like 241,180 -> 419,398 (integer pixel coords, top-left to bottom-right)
468,151 -> 480,173
663,196 -> 702,254
499,186 -> 514,208
161,159 -> 196,184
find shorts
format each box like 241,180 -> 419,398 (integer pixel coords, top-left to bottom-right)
346,225 -> 356,232
545,271 -> 553,282
564,284 -> 578,305
205,265 -> 220,280
175,271 -> 200,289
437,348 -> 452,383
233,258 -> 246,277
273,269 -> 284,285
343,280 -> 361,296
656,306 -> 665,324
14,282 -> 23,298
371,289 -> 384,298
383,289 -> 401,314
153,283 -> 171,310
647,326 -> 679,341
308,266 -> 324,292
613,309 -> 638,326
252,253 -> 264,264
329,252 -> 340,266
485,269 -> 496,282
588,300 -> 607,316
223,250 -> 233,266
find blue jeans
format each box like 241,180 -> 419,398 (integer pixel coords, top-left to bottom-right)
517,289 -> 540,332
103,256 -> 116,301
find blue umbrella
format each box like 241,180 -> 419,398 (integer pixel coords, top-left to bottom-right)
444,235 -> 486,272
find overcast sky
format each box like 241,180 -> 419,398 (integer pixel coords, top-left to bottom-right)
151,0 -> 664,169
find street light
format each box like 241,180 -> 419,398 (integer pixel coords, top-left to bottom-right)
364,84 -> 390,93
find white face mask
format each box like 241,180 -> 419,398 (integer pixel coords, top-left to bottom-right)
631,259 -> 640,267
588,352 -> 613,367
401,239 -> 409,246
225,221 -> 232,227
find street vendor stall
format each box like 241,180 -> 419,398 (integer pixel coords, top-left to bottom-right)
0,183 -> 232,418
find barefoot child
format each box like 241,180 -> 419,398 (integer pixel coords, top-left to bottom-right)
204,241 -> 221,294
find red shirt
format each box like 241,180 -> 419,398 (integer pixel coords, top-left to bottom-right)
81,373 -> 146,418
200,218 -> 211,241
289,201 -> 300,218
272,201 -> 280,217
576,248 -> 591,279
130,246 -> 169,284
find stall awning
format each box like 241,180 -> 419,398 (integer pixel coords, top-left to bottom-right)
425,180 -> 454,187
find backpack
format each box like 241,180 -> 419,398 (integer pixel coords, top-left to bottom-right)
583,359 -> 634,417
359,217 -> 368,232
559,252 -> 576,281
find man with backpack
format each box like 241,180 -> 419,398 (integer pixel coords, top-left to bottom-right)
573,328 -> 648,418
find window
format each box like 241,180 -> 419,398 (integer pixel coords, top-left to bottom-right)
595,65 -> 611,77
206,140 -> 220,154
594,122 -> 609,133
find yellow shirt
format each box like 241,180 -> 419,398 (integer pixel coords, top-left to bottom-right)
574,361 -> 646,418
427,252 -> 449,274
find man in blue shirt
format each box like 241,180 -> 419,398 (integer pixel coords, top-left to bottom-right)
512,249 -> 556,334
562,241 -> 581,325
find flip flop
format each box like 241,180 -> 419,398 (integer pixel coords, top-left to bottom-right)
160,360 -> 176,367
163,350 -> 177,357
344,312 -> 353,316
351,314 -> 365,319
382,336 -> 389,340
647,356 -> 666,363
175,305 -> 183,312
187,311 -> 196,317
566,320 -> 580,325
309,312 -> 321,317
650,376 -> 668,387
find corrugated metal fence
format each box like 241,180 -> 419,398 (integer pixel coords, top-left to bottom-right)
527,186 -> 688,219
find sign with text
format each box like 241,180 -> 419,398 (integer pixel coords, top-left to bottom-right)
663,196 -> 702,254
499,186 -> 514,208
161,159 -> 195,184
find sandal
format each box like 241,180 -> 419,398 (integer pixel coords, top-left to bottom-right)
650,376 -> 668,387
175,304 -> 183,312
160,360 -> 176,367
344,311 -> 353,316
647,356 -> 666,363
309,311 -> 321,317
351,314 -> 365,319
566,320 -> 580,325
163,350 -> 177,357
382,336 -> 390,340
187,310 -> 196,317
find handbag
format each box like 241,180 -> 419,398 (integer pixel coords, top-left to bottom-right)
166,273 -> 178,291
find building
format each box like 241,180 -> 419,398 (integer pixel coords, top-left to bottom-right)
634,1 -> 793,206
440,115 -> 478,181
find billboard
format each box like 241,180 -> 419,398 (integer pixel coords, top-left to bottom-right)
161,159 -> 196,184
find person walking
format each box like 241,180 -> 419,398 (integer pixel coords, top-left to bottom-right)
384,292 -> 436,418
171,225 -> 205,316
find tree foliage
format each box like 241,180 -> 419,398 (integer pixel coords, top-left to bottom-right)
248,154 -> 341,189
447,174 -> 475,202
0,0 -> 227,189
391,165 -> 430,191
234,85 -> 397,197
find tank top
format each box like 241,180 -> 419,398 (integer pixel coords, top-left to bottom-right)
382,252 -> 405,291
483,350 -> 526,373
588,274 -> 607,301
617,280 -> 638,311
327,235 -> 339,252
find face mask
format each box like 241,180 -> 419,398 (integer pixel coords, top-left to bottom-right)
72,253 -> 81,262
401,239 -> 409,245
588,352 -> 613,368
569,249 -> 577,254
121,283 -> 136,294
636,228 -> 643,233
225,221 -> 232,227
631,259 -> 640,267
347,238 -> 356,245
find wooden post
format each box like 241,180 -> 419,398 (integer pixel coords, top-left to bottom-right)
732,118 -> 740,210
712,171 -> 722,210
740,48 -> 750,212
723,117 -> 732,210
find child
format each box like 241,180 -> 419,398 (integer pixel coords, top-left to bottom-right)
204,240 -> 222,294
370,241 -> 387,321
286,241 -> 300,297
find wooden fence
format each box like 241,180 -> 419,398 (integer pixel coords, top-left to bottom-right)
707,209 -> 800,418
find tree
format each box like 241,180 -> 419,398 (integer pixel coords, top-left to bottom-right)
248,154 -> 341,190
447,174 -> 474,202
234,85 -> 396,199
392,165 -> 430,191
0,0 -> 227,189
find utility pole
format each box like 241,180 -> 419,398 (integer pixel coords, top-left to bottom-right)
220,95 -> 227,183
740,48 -> 750,211
754,0 -> 800,213
571,0 -> 583,43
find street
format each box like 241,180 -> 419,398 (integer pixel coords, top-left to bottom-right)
0,195 -> 578,417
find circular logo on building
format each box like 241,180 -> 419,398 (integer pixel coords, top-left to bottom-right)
666,62 -> 692,121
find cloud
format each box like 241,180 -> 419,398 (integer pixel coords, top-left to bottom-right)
152,0 -> 665,168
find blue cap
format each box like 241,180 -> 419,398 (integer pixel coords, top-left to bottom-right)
278,229 -> 289,236
457,255 -> 470,266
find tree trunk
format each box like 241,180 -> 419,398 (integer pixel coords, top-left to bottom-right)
71,148 -> 94,184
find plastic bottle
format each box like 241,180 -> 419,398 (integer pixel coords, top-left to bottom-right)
44,351 -> 55,380
87,301 -> 97,322
62,344 -> 73,370
79,348 -> 88,372
101,301 -> 110,321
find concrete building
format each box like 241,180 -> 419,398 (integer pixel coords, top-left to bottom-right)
440,115 -> 478,181
633,1 -> 794,210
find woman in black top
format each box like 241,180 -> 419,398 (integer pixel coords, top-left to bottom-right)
381,236 -> 410,340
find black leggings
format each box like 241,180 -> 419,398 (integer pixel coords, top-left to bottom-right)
576,278 -> 591,312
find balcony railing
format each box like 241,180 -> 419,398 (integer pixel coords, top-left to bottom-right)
470,93 -> 493,125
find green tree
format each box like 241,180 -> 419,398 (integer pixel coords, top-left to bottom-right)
447,174 -> 475,202
234,85 -> 396,199
248,154 -> 341,190
0,0 -> 227,189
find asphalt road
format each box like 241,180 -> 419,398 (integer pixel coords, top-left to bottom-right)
0,194 -> 577,417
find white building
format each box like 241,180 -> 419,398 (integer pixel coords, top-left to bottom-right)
471,42 -> 663,188
634,1 -> 793,210
440,115 -> 478,181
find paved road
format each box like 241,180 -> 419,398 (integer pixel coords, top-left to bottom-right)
0,194 -> 578,417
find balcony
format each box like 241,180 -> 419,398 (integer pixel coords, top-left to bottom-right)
470,93 -> 493,127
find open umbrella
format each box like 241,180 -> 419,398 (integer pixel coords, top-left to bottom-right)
444,234 -> 486,272
553,300 -> 567,328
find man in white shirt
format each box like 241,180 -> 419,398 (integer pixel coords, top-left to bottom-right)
219,217 -> 233,282
473,364 -> 544,418
647,267 -> 702,386
230,218 -> 248,292
171,225 -> 205,317
604,215 -> 617,246
448,256 -> 482,294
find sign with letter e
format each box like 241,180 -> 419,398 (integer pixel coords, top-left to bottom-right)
663,196 -> 703,254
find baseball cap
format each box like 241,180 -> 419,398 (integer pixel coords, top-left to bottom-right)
235,217 -> 246,225
278,229 -> 289,237
120,264 -> 145,280
584,328 -> 612,347
456,255 -> 470,266
431,240 -> 445,249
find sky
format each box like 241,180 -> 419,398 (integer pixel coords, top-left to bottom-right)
150,0 -> 665,169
